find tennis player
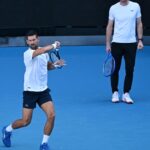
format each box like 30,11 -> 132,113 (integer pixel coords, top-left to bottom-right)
2,30 -> 65,150
106,0 -> 144,104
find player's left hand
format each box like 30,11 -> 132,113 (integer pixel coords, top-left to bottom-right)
137,40 -> 144,50
53,59 -> 66,68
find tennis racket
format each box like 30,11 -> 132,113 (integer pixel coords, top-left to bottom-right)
49,49 -> 63,69
103,52 -> 115,77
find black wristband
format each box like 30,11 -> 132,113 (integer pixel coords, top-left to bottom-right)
138,38 -> 143,42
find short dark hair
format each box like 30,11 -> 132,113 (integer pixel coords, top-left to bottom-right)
25,30 -> 38,40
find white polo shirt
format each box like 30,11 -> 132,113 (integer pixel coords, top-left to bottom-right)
24,48 -> 49,92
109,1 -> 141,43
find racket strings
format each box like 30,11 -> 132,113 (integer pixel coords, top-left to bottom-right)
50,52 -> 60,63
104,60 -> 113,74
103,54 -> 115,77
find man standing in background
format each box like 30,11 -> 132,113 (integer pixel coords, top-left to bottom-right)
106,0 -> 144,104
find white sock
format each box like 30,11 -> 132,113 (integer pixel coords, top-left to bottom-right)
42,135 -> 50,144
6,124 -> 13,132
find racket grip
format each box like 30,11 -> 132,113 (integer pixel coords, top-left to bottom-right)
52,43 -> 57,49
52,41 -> 61,50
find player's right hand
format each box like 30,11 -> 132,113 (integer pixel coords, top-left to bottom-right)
106,44 -> 111,52
54,41 -> 61,49
52,41 -> 61,49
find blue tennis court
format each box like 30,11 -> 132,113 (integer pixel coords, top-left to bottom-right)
0,46 -> 150,150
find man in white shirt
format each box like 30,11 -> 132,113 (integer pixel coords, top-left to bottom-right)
2,30 -> 65,150
106,0 -> 144,104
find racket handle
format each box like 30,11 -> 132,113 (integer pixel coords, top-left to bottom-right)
52,41 -> 61,50
52,43 -> 57,49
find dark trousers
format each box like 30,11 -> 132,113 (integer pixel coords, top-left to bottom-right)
111,42 -> 137,93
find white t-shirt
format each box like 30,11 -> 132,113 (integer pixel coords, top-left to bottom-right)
109,1 -> 141,43
24,48 -> 49,92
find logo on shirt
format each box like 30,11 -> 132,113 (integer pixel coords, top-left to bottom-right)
130,10 -> 134,12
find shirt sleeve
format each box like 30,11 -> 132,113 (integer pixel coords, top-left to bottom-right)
136,4 -> 141,18
24,50 -> 34,66
109,6 -> 114,21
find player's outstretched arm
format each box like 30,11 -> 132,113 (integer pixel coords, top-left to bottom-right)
32,41 -> 60,58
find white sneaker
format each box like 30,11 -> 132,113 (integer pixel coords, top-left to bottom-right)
112,91 -> 119,103
122,93 -> 134,104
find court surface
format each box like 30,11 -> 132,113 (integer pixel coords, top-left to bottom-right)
0,46 -> 150,150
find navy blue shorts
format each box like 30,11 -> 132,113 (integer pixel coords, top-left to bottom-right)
23,88 -> 53,109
